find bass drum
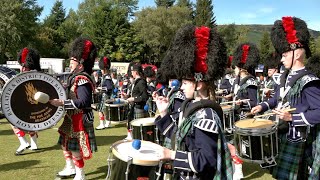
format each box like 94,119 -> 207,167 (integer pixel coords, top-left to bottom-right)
0,66 -> 17,90
0,66 -> 17,118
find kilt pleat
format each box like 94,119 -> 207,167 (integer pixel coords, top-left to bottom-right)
271,134 -> 305,180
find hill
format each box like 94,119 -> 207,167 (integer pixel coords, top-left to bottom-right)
218,24 -> 320,45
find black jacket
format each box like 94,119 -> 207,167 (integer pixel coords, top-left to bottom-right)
131,77 -> 149,109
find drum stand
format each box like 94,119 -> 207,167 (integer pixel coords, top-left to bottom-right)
155,127 -> 160,144
125,157 -> 133,180
140,124 -> 144,140
155,160 -> 163,180
260,156 -> 277,168
106,144 -> 115,180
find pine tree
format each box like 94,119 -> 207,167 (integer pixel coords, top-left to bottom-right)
43,0 -> 66,30
155,0 -> 175,8
176,0 -> 192,7
194,0 -> 216,28
259,31 -> 272,64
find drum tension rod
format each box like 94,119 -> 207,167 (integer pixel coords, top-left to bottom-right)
125,157 -> 133,180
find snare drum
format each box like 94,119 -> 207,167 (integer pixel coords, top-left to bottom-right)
130,117 -> 159,143
234,119 -> 278,166
105,99 -> 128,122
221,105 -> 234,134
106,140 -> 160,180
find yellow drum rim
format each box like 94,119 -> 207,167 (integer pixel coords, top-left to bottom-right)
235,119 -> 275,129
111,140 -> 161,166
130,117 -> 155,126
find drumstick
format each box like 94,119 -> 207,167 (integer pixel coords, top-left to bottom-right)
253,108 -> 296,119
220,99 -> 250,105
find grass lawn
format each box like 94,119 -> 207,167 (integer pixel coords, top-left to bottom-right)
0,111 -> 274,180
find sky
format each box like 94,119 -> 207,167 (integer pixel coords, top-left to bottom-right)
37,0 -> 320,31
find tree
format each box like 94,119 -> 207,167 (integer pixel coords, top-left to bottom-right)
57,9 -> 82,57
315,36 -> 320,54
134,6 -> 193,63
0,0 -> 42,63
76,0 -> 143,62
235,26 -> 249,45
176,0 -> 194,19
176,0 -> 192,7
218,24 -> 238,55
37,0 -> 66,58
259,31 -> 272,64
43,0 -> 65,30
155,0 -> 175,8
194,0 -> 216,28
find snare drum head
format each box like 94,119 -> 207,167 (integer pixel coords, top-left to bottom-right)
130,117 -> 155,126
221,105 -> 232,111
105,98 -> 128,107
235,119 -> 274,129
112,140 -> 161,166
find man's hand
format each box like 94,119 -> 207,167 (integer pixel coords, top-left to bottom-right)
272,109 -> 292,121
251,105 -> 262,114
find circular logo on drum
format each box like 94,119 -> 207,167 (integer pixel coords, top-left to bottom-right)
1,71 -> 66,131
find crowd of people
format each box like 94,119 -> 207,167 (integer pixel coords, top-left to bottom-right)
3,15 -> 320,180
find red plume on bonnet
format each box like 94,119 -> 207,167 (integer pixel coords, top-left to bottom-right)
103,57 -> 108,68
241,45 -> 250,64
282,16 -> 301,47
82,40 -> 93,60
21,48 -> 29,64
194,26 -> 210,74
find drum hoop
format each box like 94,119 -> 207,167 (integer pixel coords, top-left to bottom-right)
105,99 -> 128,107
221,105 -> 233,111
130,117 -> 155,126
111,140 -> 160,166
234,119 -> 276,134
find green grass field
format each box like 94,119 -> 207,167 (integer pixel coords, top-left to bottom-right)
0,111 -> 274,180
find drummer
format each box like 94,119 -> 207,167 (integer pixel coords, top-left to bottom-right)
155,25 -> 232,180
125,63 -> 149,140
143,66 -> 157,116
219,56 -> 235,95
12,48 -> 42,155
260,52 -> 282,101
251,16 -> 320,179
96,56 -> 114,130
50,37 -> 98,180
224,43 -> 260,179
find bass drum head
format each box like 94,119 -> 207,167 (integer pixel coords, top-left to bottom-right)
1,71 -> 67,131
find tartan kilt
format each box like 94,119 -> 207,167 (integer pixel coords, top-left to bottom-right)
271,133 -> 305,180
306,125 -> 320,180
133,107 -> 149,119
97,92 -> 111,112
58,122 -> 98,153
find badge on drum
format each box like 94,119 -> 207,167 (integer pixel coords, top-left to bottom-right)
1,71 -> 66,131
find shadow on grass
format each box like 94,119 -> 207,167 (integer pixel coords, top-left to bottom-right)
242,162 -> 271,179
95,135 -> 126,147
86,165 -> 108,180
0,160 -> 40,172
0,129 -> 14,136
22,144 -> 61,155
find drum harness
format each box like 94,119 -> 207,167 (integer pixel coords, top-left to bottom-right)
164,99 -> 226,179
276,69 -> 313,142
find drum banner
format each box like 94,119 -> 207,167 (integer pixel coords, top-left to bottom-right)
1,71 -> 66,131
